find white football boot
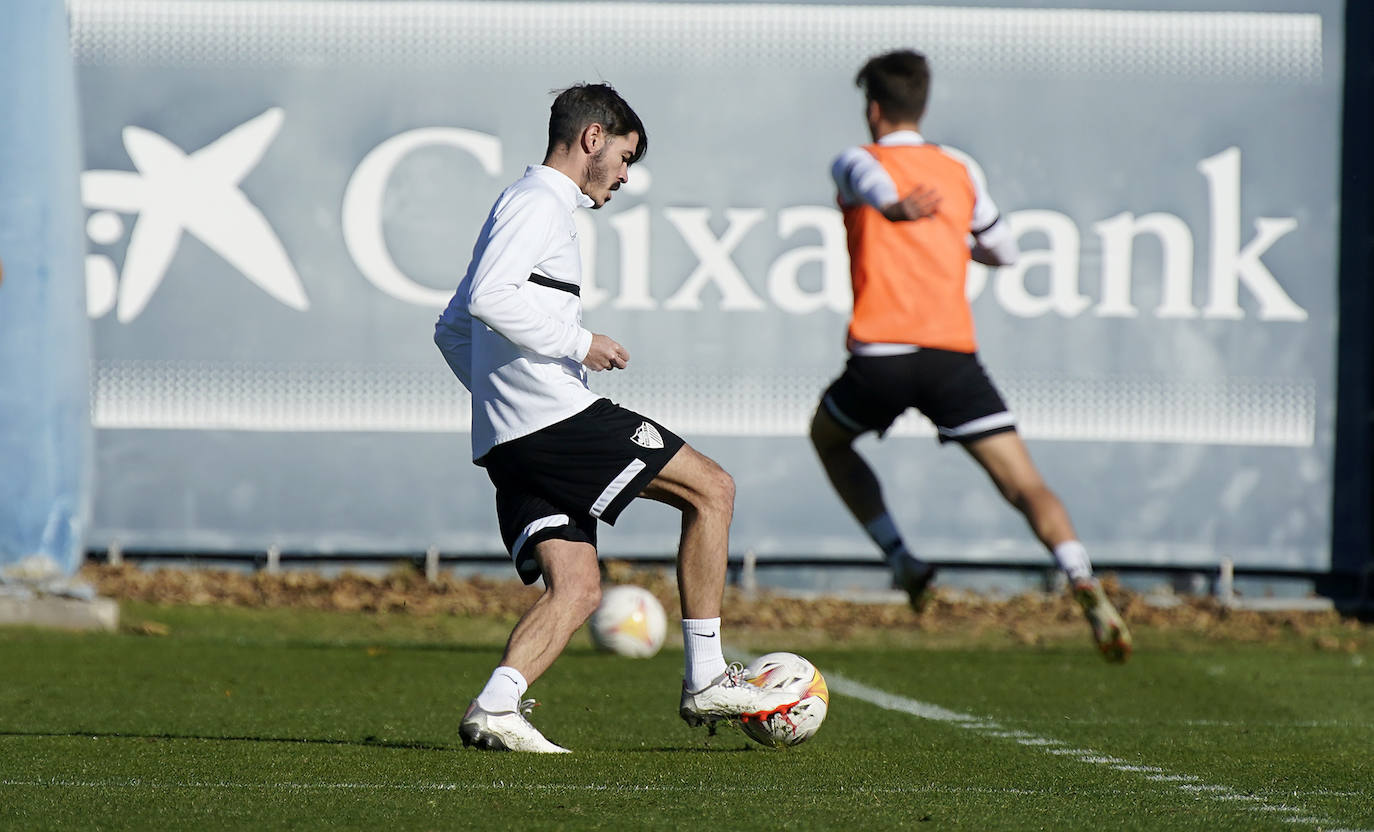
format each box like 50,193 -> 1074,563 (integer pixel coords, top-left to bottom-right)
680,663 -> 802,729
1073,578 -> 1133,664
459,699 -> 570,753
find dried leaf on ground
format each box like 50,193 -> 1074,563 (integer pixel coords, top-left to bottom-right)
81,563 -> 1371,648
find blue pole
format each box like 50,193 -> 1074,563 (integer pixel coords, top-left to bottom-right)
0,0 -> 93,577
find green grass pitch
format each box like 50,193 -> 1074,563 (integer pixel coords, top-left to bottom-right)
1,602 -> 1371,831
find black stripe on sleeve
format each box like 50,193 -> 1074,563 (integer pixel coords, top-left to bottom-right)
528,273 -> 580,296
972,213 -> 1001,236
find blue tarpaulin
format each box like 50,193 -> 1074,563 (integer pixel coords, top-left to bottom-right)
0,0 -> 92,578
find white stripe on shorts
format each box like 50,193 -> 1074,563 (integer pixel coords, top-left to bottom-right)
589,459 -> 646,519
847,339 -> 921,357
512,513 -> 570,564
938,411 -> 1017,440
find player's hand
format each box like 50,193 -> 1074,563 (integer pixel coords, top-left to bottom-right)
583,333 -> 629,371
882,184 -> 942,222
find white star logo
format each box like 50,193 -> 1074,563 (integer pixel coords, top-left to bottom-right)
81,107 -> 308,322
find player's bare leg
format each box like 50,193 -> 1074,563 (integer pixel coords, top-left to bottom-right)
963,431 -> 1132,662
809,404 -> 935,609
961,431 -> 1074,550
500,539 -> 603,682
641,444 -> 802,727
460,539 -> 599,752
640,444 -> 734,620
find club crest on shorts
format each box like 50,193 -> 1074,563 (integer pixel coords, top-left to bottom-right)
631,421 -> 664,449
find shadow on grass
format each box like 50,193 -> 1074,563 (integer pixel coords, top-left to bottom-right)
0,730 -> 451,752
131,636 -> 510,656
626,752 -> 758,757
0,731 -> 765,755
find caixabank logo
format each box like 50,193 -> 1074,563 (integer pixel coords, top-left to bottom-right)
82,108 -> 309,322
80,106 -> 1311,326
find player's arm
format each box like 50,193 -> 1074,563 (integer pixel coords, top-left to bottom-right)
964,158 -> 1019,267
831,147 -> 940,222
881,184 -> 941,222
968,200 -> 1018,267
971,219 -> 1017,266
438,285 -> 476,391
465,190 -> 595,363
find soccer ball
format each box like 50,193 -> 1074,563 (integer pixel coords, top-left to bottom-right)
589,585 -> 667,658
739,652 -> 829,747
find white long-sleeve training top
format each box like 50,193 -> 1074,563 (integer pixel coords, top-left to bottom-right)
435,165 -> 599,462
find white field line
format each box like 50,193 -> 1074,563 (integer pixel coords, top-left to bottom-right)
826,671 -> 1372,832
0,778 -> 1185,797
5,775 -> 1351,831
1030,718 -> 1358,729
3,774 -> 1367,830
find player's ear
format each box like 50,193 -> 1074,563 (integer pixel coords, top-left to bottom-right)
581,122 -> 604,154
866,100 -> 882,125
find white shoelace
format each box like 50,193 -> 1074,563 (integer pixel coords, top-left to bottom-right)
722,662 -> 747,687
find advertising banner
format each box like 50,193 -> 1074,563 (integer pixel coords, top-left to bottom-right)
73,1 -> 1343,570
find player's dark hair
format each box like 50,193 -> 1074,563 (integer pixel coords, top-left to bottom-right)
546,83 -> 647,164
855,50 -> 930,124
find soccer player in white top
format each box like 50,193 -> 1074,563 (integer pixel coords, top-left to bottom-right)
435,84 -> 800,752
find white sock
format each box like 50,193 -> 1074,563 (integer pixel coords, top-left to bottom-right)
474,666 -> 528,713
864,513 -> 912,563
682,617 -> 726,691
1053,540 -> 1093,584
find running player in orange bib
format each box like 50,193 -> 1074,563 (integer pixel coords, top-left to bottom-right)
810,50 -> 1131,662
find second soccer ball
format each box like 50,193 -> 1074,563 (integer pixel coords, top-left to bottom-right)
589,584 -> 668,658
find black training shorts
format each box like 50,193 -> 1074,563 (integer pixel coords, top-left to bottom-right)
820,348 -> 1016,443
480,398 -> 685,584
